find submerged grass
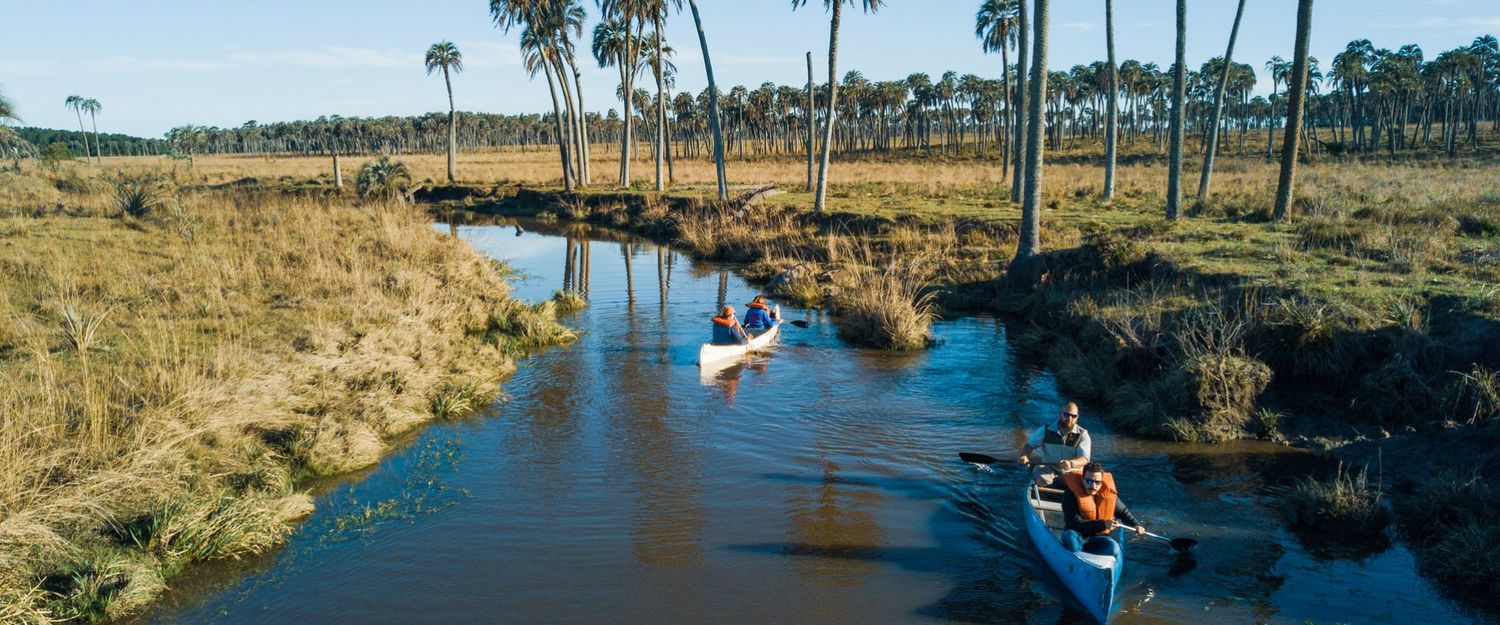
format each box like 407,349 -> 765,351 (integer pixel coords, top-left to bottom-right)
0,169 -> 573,622
1280,464 -> 1391,536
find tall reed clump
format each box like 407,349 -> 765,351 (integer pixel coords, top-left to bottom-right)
1397,471 -> 1500,601
1280,463 -> 1390,536
827,235 -> 938,350
0,172 -> 572,623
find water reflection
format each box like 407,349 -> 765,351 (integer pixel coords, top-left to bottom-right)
129,214 -> 1489,625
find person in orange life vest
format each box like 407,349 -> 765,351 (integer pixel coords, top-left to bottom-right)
1060,461 -> 1146,553
742,295 -> 777,333
711,305 -> 749,345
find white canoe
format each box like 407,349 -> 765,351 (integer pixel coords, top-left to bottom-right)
698,319 -> 781,368
1023,479 -> 1124,624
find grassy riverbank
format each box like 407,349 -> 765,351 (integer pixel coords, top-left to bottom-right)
0,169 -> 573,623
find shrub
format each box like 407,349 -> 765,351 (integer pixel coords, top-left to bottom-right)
108,172 -> 169,218
356,156 -> 413,203
1398,472 -> 1500,600
550,289 -> 587,314
1448,365 -> 1500,424
1281,464 -> 1390,536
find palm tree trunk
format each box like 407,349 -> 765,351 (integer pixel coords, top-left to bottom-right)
617,62 -> 631,186
813,2 -> 842,213
444,67 -> 457,183
1015,0 -> 1048,262
570,62 -> 591,186
1010,0 -> 1029,204
1197,0 -> 1246,201
88,113 -> 102,164
1000,43 -> 1011,180
806,51 -> 815,192
688,0 -> 729,201
1102,0 -> 1119,200
1273,0 -> 1314,222
653,16 -> 666,191
74,110 -> 92,165
333,149 -> 343,189
541,57 -> 574,193
1165,0 -> 1187,219
551,55 -> 583,186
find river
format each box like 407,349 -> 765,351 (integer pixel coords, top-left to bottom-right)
132,215 -> 1486,625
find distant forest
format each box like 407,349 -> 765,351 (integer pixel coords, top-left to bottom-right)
14,127 -> 169,158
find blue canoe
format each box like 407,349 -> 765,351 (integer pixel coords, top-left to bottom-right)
1022,478 -> 1125,623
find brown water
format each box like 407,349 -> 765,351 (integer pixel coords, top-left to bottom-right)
134,216 -> 1488,625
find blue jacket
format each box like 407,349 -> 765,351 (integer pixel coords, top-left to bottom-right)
712,317 -> 747,345
743,304 -> 774,330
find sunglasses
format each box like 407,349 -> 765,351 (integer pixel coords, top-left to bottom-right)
1061,412 -> 1079,419
1084,478 -> 1102,486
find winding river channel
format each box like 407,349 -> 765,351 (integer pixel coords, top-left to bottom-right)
132,215 -> 1486,624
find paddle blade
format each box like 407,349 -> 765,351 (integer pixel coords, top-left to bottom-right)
959,452 -> 1001,465
789,319 -> 810,328
1170,537 -> 1199,554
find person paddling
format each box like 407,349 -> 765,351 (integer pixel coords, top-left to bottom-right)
742,295 -> 778,334
1060,461 -> 1146,554
1019,401 -> 1092,486
711,305 -> 749,345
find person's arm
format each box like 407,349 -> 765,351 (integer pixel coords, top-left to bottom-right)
1113,499 -> 1144,534
1019,427 -> 1044,464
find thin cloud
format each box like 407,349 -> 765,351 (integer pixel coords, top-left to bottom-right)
228,47 -> 414,69
1058,22 -> 1097,31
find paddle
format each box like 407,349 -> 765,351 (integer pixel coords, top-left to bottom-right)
789,319 -> 810,328
1122,525 -> 1198,555
959,452 -> 1003,465
958,452 -> 1198,555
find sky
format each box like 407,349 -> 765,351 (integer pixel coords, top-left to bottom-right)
2,1 -> 1498,138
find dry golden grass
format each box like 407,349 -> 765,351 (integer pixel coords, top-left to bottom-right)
0,169 -> 572,622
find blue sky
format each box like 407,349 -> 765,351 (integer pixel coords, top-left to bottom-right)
3,1 -> 1497,137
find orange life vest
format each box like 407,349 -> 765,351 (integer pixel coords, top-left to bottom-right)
712,315 -> 737,327
1063,471 -> 1119,529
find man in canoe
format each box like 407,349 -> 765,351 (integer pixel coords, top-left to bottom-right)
742,295 -> 778,335
1060,461 -> 1146,553
1018,401 -> 1092,486
711,305 -> 749,345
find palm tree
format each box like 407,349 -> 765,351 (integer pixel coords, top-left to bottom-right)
1197,0 -> 1247,200
686,0 -> 729,201
167,124 -> 205,168
82,98 -> 102,163
1165,0 -> 1186,219
0,84 -> 16,122
975,0 -> 1018,182
792,0 -> 884,213
592,14 -> 638,186
1015,0 -> 1048,262
1102,0 -> 1118,200
64,95 -> 94,163
425,41 -> 464,184
648,0 -> 670,191
494,0 -> 576,191
600,0 -> 654,187
521,24 -> 575,192
1273,0 -> 1315,222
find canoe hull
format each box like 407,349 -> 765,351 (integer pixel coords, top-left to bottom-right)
1022,481 -> 1123,623
698,320 -> 781,368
